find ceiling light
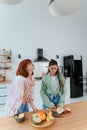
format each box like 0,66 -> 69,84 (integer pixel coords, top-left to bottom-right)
0,0 -> 24,5
49,0 -> 80,16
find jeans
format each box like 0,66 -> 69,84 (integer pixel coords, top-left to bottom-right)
43,94 -> 60,109
17,103 -> 29,114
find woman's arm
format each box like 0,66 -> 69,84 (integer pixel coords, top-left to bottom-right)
28,98 -> 38,112
22,78 -> 35,104
40,77 -> 54,108
22,86 -> 32,104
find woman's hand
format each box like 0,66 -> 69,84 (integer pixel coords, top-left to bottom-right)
22,97 -> 26,104
32,106 -> 38,113
57,106 -> 63,109
51,105 -> 57,109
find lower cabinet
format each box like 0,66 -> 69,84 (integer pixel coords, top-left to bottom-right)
65,78 -> 70,103
0,83 -> 10,117
32,80 -> 43,110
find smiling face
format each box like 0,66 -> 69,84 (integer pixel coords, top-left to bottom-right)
49,65 -> 58,76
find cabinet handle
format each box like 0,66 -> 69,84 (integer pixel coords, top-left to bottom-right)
0,95 -> 7,97
0,103 -> 6,105
0,87 -> 7,89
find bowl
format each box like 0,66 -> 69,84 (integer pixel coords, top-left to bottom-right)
51,107 -> 65,117
51,110 -> 59,117
14,113 -> 25,123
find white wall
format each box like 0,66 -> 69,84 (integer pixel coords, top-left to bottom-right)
0,0 -> 87,80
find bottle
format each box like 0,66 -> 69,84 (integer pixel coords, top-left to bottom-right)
7,50 -> 12,62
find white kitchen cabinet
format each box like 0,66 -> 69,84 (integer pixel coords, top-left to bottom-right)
65,78 -> 70,104
0,83 -> 10,117
0,84 -> 10,103
32,80 -> 43,110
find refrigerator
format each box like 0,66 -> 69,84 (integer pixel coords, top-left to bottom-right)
63,55 -> 83,98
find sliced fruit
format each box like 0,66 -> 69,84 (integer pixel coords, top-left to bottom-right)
65,107 -> 71,113
32,113 -> 38,117
46,111 -> 55,122
31,116 -> 42,125
46,116 -> 51,122
37,112 -> 46,121
57,107 -> 64,114
17,113 -> 24,119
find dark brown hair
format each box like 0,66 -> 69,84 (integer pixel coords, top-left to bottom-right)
16,59 -> 33,77
47,59 -> 64,93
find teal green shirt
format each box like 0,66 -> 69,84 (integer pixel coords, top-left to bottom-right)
40,73 -> 66,108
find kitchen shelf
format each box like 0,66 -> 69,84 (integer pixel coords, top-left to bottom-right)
0,80 -> 12,84
0,61 -> 11,63
0,54 -> 11,56
0,53 -> 12,81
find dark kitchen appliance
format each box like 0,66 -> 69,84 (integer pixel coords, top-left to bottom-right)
34,48 -> 49,62
33,49 -> 49,79
63,55 -> 83,98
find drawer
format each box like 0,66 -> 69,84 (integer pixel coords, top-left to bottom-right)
0,103 -> 6,108
0,84 -> 10,96
0,84 -> 10,89
0,104 -> 6,117
0,89 -> 8,96
0,96 -> 7,104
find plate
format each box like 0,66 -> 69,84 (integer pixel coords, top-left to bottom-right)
30,110 -> 55,128
30,118 -> 55,128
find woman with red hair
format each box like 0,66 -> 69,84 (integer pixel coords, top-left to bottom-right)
5,59 -> 37,116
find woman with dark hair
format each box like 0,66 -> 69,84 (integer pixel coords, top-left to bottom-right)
5,59 -> 37,116
40,59 -> 66,109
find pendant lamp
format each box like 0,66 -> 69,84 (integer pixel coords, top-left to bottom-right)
49,0 -> 80,16
0,0 -> 24,5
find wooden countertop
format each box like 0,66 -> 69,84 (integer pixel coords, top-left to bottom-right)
0,100 -> 87,130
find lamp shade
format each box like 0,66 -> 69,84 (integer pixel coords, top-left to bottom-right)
0,0 -> 24,5
49,0 -> 80,16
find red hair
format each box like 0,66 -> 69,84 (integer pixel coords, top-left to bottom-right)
16,59 -> 33,77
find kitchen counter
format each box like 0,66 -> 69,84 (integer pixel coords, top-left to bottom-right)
1,100 -> 87,130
